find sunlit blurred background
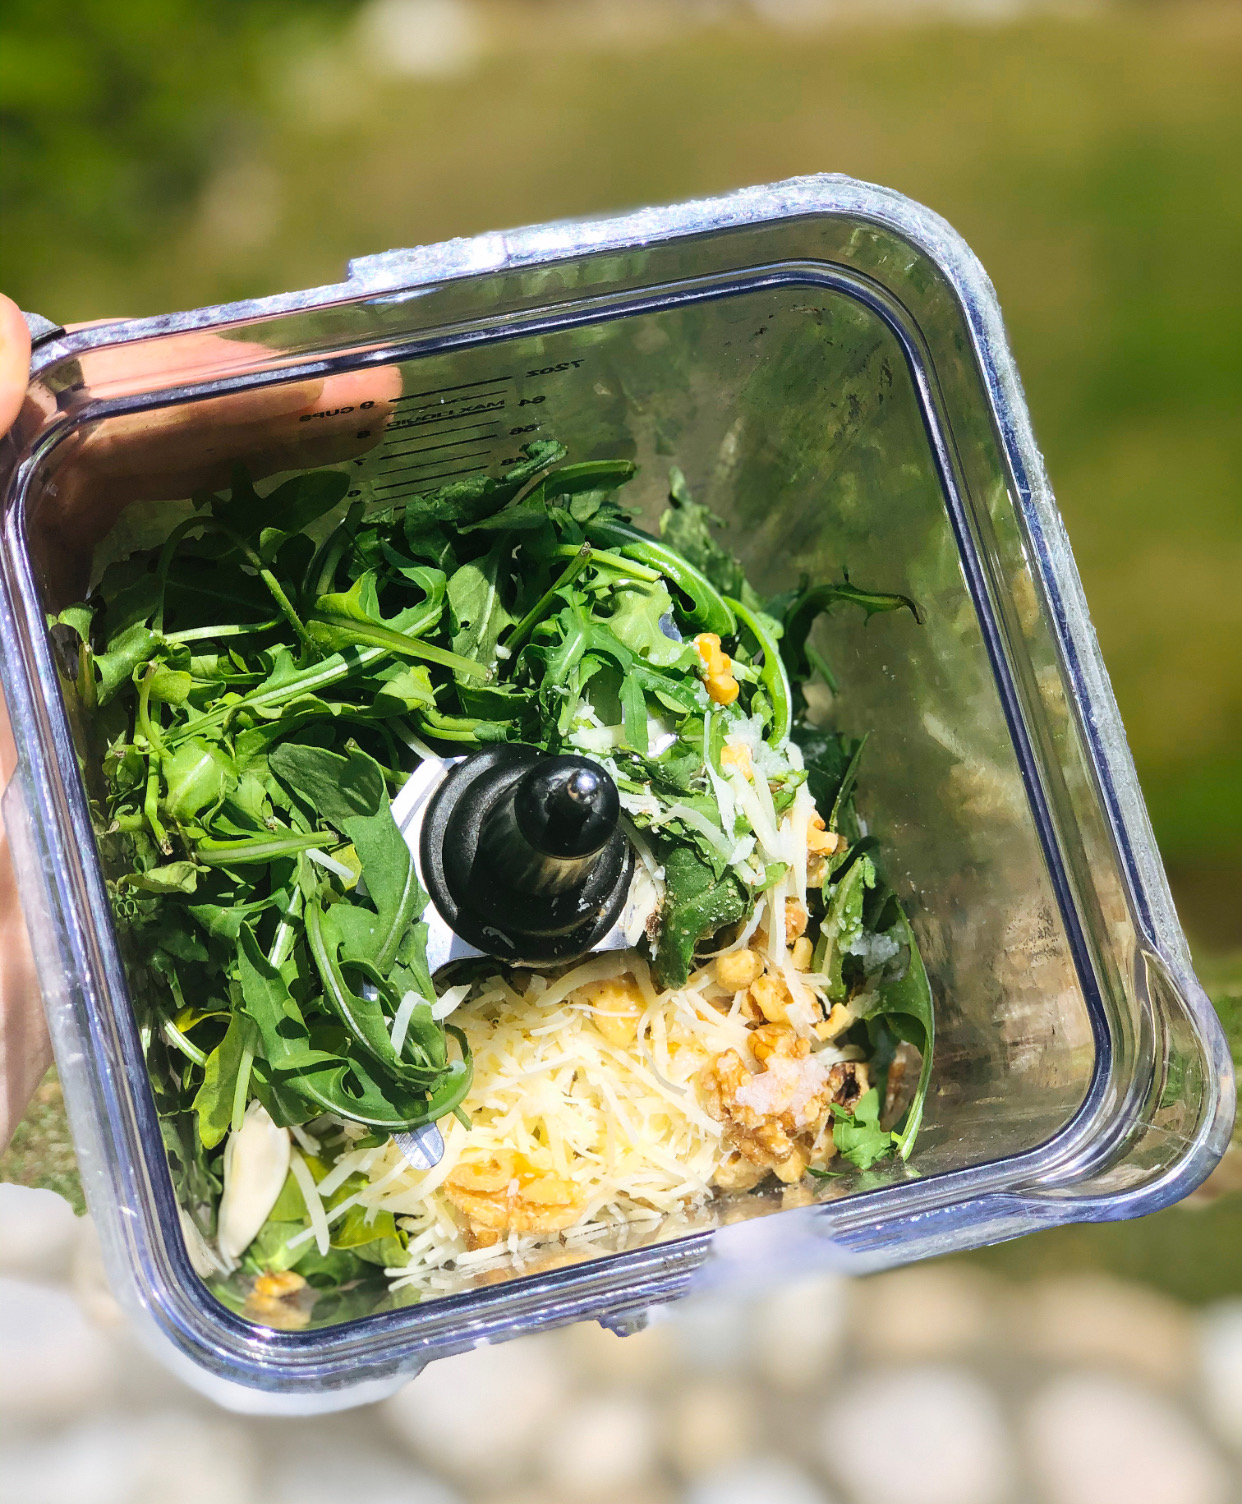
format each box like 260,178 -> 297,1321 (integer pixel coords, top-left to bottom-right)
2,2 -> 1240,1500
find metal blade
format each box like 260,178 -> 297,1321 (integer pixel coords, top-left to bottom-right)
393,1122 -> 445,1171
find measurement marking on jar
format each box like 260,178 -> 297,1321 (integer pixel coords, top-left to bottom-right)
391,374 -> 513,405
376,451 -> 492,484
524,361 -> 584,377
375,463 -> 487,493
368,354 -> 583,502
396,388 -> 509,418
382,448 -> 492,475
387,424 -> 502,451
390,399 -> 506,431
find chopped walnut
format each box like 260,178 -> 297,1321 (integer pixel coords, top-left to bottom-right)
694,632 -> 740,706
749,972 -> 791,1024
773,1146 -> 808,1184
701,1034 -> 870,1189
784,899 -> 808,945
245,1268 -> 311,1329
807,816 -> 842,855
576,974 -> 643,1046
738,989 -> 766,1024
712,1152 -> 769,1192
720,742 -> 753,778
791,936 -> 814,971
252,1269 -> 306,1301
814,1003 -> 853,1042
447,1150 -> 515,1193
714,947 -> 763,991
749,1021 -> 797,1066
446,1154 -> 585,1235
825,1059 -> 870,1115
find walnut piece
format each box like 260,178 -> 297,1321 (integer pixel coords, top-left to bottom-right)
445,1154 -> 585,1236
714,947 -> 763,991
784,899 -> 808,944
700,1030 -> 870,1188
576,974 -> 643,1047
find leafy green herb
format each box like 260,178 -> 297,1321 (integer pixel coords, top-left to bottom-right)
652,844 -> 748,990
66,435 -> 935,1309
830,1088 -> 898,1171
658,467 -> 754,606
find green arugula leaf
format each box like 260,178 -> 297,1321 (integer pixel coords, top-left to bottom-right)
119,861 -> 200,894
211,466 -> 349,542
162,738 -> 236,822
652,843 -> 747,989
92,623 -> 162,706
402,440 -> 566,537
372,664 -> 437,716
657,466 -> 751,603
270,742 -> 427,978
237,926 -> 464,1130
55,602 -> 95,640
831,1088 -> 898,1170
868,900 -> 935,1160
544,459 -> 637,498
818,854 -> 876,1002
269,742 -> 386,825
192,1014 -> 251,1149
780,576 -> 922,700
585,516 -> 735,638
794,725 -> 867,836
604,580 -> 691,670
448,543 -> 514,666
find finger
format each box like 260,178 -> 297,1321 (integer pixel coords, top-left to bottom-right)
29,319 -> 403,604
0,686 -> 50,1151
0,294 -> 32,437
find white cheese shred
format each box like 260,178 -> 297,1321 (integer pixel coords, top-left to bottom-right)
390,990 -> 424,1056
288,1150 -> 331,1257
361,950 -> 756,1294
305,847 -> 355,883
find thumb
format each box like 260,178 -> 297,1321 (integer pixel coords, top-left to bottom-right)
0,295 -> 33,438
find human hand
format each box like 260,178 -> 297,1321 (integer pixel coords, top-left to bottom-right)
0,293 -> 45,1150
0,294 -> 401,1146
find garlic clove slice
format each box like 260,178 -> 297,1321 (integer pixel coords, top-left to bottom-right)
217,1100 -> 292,1262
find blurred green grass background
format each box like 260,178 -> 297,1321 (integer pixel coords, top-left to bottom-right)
2,0 -> 1240,1290
4,0 -> 1238,951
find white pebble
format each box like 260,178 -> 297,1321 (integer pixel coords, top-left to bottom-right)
562,1319 -> 676,1386
538,1392 -> 657,1497
1023,1373 -> 1229,1504
849,1265 -> 996,1362
0,1183 -> 79,1278
666,1293 -> 753,1373
665,1381 -> 757,1478
1014,1274 -> 1195,1387
824,1365 -> 1012,1504
687,1456 -> 836,1504
752,1273 -> 847,1389
0,1276 -> 116,1420
354,0 -> 481,79
384,1335 -> 565,1484
268,1450 -> 460,1504
1200,1299 -> 1242,1448
0,1411 -> 255,1504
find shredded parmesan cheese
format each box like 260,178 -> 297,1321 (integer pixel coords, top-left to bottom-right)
288,1151 -> 331,1257
390,991 -> 424,1055
362,950 -> 753,1292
